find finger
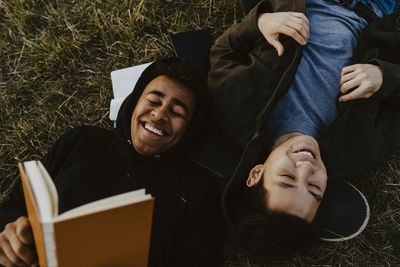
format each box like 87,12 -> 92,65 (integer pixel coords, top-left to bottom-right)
1,239 -> 26,266
290,16 -> 310,36
281,26 -> 307,45
340,76 -> 362,94
286,19 -> 309,41
9,233 -> 35,265
289,12 -> 309,27
339,86 -> 370,102
340,71 -> 357,86
16,218 -> 33,245
0,250 -> 13,267
341,64 -> 359,76
267,36 -> 284,56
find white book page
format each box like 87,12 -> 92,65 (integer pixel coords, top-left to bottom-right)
24,161 -> 56,223
54,189 -> 151,221
36,161 -> 59,216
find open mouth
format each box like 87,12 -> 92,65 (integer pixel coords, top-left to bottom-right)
141,121 -> 168,137
294,148 -> 316,159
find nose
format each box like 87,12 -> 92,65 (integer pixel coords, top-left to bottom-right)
295,160 -> 316,182
151,105 -> 168,122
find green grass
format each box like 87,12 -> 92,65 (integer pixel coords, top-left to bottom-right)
1,0 -> 399,265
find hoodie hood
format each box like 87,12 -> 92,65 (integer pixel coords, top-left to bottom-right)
115,57 -> 210,161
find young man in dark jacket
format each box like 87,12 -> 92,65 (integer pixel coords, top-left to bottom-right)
202,0 -> 400,261
0,57 -> 224,267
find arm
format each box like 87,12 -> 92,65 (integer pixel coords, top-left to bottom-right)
0,128 -> 80,230
370,59 -> 400,105
321,14 -> 400,180
339,60 -> 400,103
208,1 -> 272,86
0,127 -> 81,266
209,1 -> 308,147
41,127 -> 82,178
209,1 -> 308,85
340,12 -> 400,105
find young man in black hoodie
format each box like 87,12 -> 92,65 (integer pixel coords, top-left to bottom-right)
0,57 -> 224,267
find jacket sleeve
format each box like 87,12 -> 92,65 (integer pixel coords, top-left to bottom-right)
322,14 -> 400,181
370,59 -> 400,106
208,0 -> 304,88
208,0 -> 288,148
208,0 -> 271,92
0,180 -> 27,231
40,127 -> 82,179
352,11 -> 400,105
0,128 -> 81,231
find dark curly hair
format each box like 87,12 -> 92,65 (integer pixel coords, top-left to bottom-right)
232,173 -> 321,262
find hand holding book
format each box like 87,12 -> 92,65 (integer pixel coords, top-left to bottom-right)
16,161 -> 153,267
0,216 -> 37,266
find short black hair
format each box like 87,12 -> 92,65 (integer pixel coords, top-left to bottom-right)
150,57 -> 206,101
232,174 -> 320,261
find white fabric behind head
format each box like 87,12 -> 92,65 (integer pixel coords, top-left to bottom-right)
109,62 -> 152,121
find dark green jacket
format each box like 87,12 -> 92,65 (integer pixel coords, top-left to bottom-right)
191,1 -> 400,261
205,0 -> 400,182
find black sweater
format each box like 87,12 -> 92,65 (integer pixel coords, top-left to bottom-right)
1,59 -> 224,267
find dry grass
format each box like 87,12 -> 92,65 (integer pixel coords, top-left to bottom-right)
0,0 -> 399,265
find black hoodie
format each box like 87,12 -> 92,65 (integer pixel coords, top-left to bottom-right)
0,58 -> 223,267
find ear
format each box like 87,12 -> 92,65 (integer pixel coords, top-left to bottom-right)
246,164 -> 263,187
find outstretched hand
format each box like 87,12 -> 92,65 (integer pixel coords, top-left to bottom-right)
0,216 -> 37,267
257,12 -> 309,56
339,64 -> 383,102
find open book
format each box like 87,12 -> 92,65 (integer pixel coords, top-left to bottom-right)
18,161 -> 154,267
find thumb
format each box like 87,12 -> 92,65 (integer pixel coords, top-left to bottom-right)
267,36 -> 284,56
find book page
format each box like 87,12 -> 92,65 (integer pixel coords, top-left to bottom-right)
54,189 -> 151,221
24,161 -> 57,223
36,161 -> 59,216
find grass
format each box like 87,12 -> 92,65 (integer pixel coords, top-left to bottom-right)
0,0 -> 399,265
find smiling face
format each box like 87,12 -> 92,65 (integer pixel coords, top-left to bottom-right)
130,75 -> 196,156
247,134 -> 327,222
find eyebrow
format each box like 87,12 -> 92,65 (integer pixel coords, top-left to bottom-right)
149,90 -> 190,114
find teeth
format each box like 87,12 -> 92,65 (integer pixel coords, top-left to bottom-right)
296,150 -> 314,158
144,124 -> 164,136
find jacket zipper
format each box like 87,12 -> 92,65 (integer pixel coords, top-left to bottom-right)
149,158 -> 188,203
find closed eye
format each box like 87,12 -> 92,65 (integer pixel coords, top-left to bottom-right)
279,182 -> 294,188
309,191 -> 322,202
282,174 -> 295,180
170,108 -> 185,118
147,99 -> 161,105
309,183 -> 321,190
